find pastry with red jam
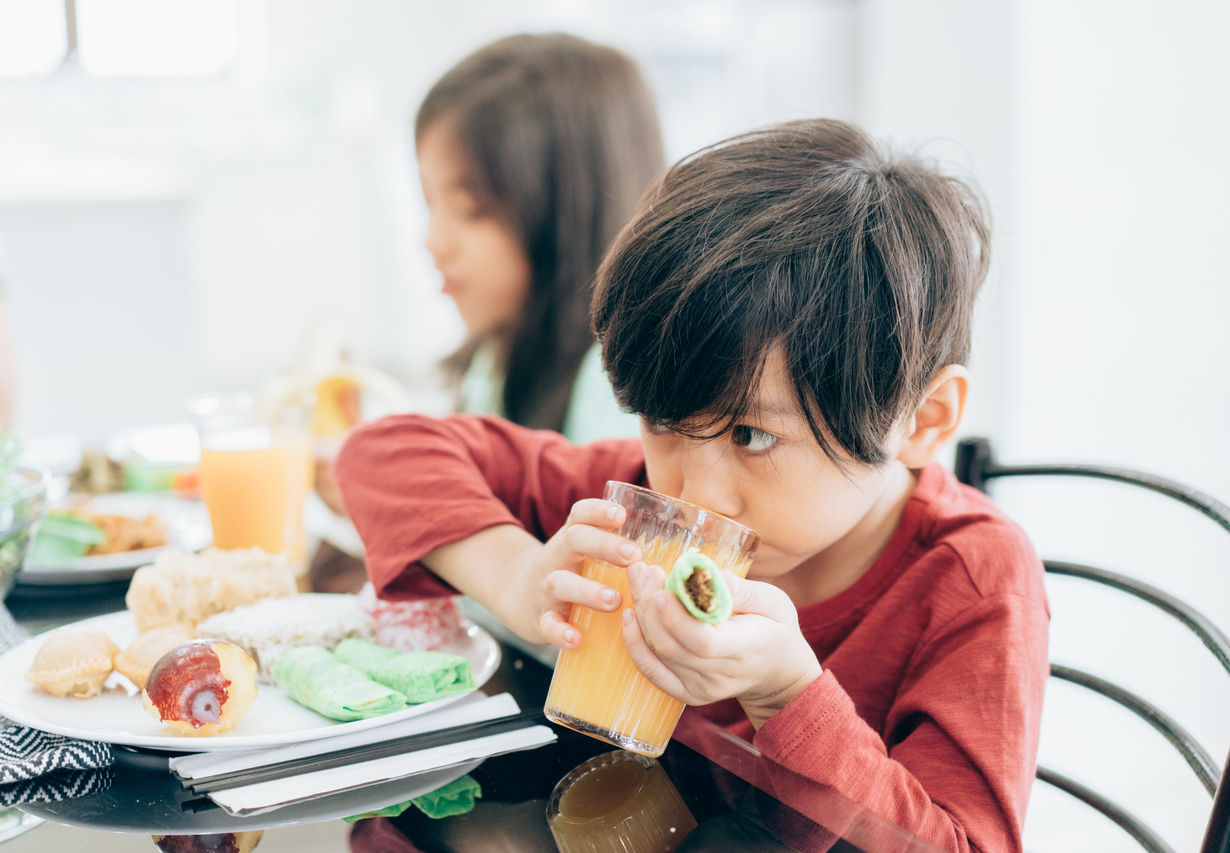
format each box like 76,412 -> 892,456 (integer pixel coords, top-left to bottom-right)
141,640 -> 258,736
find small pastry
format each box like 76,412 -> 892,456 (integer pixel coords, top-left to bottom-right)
125,547 -> 298,633
25,630 -> 119,698
114,624 -> 195,689
141,640 -> 258,736
665,549 -> 733,625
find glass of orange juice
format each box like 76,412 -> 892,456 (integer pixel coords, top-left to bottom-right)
546,749 -> 698,853
544,481 -> 759,756
187,391 -> 314,576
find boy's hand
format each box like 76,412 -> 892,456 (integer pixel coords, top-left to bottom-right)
508,499 -> 643,649
621,563 -> 822,730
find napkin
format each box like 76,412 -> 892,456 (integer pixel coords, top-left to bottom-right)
170,692 -> 556,817
0,605 -> 114,806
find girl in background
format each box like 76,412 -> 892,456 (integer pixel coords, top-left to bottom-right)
415,32 -> 665,441
312,34 -> 663,591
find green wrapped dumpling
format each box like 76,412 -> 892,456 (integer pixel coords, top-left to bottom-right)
333,638 -> 475,704
666,548 -> 734,624
273,645 -> 407,721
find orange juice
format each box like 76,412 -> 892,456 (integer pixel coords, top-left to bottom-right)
544,481 -> 758,757
199,435 -> 312,561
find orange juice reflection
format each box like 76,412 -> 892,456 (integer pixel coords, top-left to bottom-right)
547,750 -> 697,853
544,482 -> 758,757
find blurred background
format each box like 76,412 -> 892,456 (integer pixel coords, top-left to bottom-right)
0,0 -> 1227,850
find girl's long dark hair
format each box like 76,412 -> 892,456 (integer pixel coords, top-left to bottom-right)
416,33 -> 665,432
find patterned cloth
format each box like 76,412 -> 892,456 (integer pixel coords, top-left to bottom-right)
0,605 -> 114,805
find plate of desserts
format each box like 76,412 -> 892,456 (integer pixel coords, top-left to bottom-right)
0,549 -> 499,751
21,492 -> 212,586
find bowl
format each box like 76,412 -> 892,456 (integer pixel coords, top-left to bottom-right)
0,466 -> 49,597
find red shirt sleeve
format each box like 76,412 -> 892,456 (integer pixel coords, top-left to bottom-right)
333,413 -> 647,600
752,592 -> 1048,852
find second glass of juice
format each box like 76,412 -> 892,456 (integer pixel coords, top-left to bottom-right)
544,481 -> 759,756
188,391 -> 313,577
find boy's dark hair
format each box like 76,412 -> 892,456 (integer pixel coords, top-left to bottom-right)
593,118 -> 990,466
416,33 -> 665,433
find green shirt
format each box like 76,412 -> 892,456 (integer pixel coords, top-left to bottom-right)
458,342 -> 640,443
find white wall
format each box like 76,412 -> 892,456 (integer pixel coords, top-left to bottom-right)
1,0 -> 859,440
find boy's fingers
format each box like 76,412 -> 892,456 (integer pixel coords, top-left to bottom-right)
542,569 -> 622,611
559,524 -> 641,567
540,610 -> 580,649
620,608 -> 685,700
726,572 -> 795,621
566,498 -> 626,530
633,588 -> 694,662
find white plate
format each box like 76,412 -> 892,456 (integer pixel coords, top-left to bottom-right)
0,610 -> 501,752
21,493 -> 213,585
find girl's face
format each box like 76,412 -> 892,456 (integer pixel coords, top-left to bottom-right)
639,348 -> 915,603
418,121 -> 532,338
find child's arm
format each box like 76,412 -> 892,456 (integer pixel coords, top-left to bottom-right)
418,500 -> 644,646
334,413 -> 648,645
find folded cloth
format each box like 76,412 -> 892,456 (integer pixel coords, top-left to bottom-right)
0,723 -> 113,785
273,645 -> 407,721
332,638 -> 474,704
0,605 -> 115,805
0,766 -> 114,808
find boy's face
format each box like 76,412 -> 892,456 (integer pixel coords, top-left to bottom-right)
639,349 -> 914,592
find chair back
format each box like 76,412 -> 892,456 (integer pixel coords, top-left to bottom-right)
955,437 -> 1230,853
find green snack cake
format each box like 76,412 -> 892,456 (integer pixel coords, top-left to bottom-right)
343,774 -> 482,822
333,637 -> 475,704
666,548 -> 734,624
273,645 -> 408,721
410,773 -> 483,818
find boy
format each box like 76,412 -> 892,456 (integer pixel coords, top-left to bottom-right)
336,118 -> 1048,852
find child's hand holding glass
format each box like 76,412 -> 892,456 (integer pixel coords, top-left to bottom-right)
528,498 -> 643,648
621,561 -> 823,731
423,496 -> 639,648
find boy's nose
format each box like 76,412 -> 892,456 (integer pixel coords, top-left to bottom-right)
676,443 -> 742,519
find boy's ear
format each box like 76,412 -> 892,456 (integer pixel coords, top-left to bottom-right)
896,365 -> 969,469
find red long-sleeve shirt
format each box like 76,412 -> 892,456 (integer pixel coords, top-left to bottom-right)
335,414 -> 1049,852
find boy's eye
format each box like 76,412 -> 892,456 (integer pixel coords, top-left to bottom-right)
731,425 -> 777,453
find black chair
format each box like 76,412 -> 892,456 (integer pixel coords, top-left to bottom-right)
955,437 -> 1230,853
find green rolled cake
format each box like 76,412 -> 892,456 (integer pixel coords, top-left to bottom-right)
273,645 -> 408,721
666,548 -> 734,624
343,774 -> 482,822
332,638 -> 475,704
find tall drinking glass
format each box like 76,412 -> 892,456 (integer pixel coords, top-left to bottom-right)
544,481 -> 759,756
187,392 -> 313,581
